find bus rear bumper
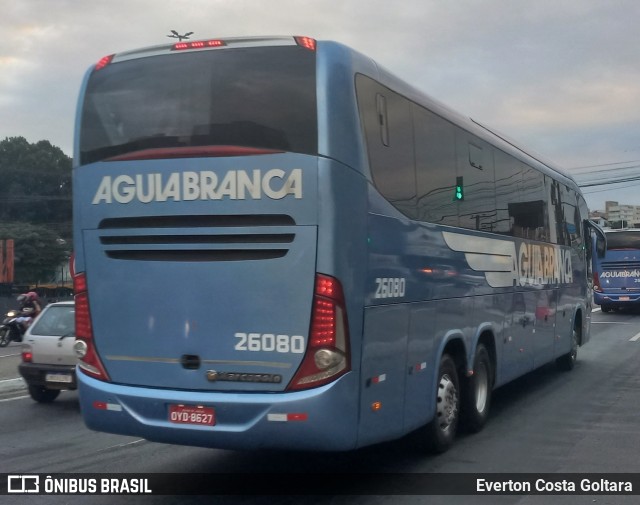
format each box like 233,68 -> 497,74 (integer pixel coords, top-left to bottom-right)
594,292 -> 640,308
77,370 -> 360,451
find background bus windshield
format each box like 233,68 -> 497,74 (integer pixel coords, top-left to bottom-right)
79,46 -> 317,164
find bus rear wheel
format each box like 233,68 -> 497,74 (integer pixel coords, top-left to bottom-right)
461,343 -> 493,433
422,353 -> 460,453
556,325 -> 579,371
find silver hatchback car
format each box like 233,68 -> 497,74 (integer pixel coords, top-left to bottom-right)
18,301 -> 76,403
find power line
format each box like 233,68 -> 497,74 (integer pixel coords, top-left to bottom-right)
579,175 -> 640,188
581,179 -> 640,194
568,159 -> 640,171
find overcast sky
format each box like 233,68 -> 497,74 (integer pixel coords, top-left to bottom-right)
2,0 -> 639,211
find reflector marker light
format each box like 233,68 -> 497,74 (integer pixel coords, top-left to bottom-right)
92,401 -> 122,411
267,413 -> 309,422
366,373 -> 387,387
172,39 -> 226,51
414,362 -> 427,373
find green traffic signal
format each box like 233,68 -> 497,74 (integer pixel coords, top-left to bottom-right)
454,176 -> 464,201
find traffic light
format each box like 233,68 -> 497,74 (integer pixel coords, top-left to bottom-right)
454,176 -> 464,201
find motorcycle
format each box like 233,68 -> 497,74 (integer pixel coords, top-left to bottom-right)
0,309 -> 31,347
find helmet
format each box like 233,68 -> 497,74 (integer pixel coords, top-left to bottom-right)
17,294 -> 27,304
26,292 -> 39,301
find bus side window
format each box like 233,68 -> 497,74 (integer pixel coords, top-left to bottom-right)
493,150 -> 518,236
455,132 -> 497,232
413,105 -> 458,227
356,75 -> 417,219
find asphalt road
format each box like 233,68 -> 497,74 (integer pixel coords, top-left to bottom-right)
1,307 -> 640,505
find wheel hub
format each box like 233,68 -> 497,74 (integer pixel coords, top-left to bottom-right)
437,374 -> 458,429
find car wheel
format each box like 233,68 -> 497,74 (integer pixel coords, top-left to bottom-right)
28,385 -> 60,403
0,328 -> 9,347
461,344 -> 493,433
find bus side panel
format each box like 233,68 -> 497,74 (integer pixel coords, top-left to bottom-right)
531,288 -> 557,368
403,297 -> 473,435
358,304 -> 409,446
403,303 -> 437,433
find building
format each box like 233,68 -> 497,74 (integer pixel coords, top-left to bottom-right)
604,201 -> 640,228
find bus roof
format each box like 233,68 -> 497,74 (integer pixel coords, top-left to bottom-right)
90,35 -> 579,193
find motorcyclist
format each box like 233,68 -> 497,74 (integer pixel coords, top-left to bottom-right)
15,292 -> 42,329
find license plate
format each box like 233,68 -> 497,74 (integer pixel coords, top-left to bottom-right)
46,373 -> 73,383
168,404 -> 215,426
619,296 -> 630,301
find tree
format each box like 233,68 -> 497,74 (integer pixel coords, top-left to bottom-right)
0,136 -> 72,239
0,137 -> 72,284
0,223 -> 68,284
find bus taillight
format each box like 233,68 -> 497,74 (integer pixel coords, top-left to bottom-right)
73,272 -> 111,382
172,39 -> 226,51
593,272 -> 602,292
288,274 -> 350,391
95,55 -> 114,71
294,36 -> 316,51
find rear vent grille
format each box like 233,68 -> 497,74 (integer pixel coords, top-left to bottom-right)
602,261 -> 640,269
99,214 -> 295,229
98,214 -> 296,262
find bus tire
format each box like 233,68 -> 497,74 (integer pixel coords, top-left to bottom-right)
461,344 -> 493,433
556,325 -> 579,371
423,353 -> 460,453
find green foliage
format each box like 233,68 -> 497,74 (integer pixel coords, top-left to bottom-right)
0,137 -> 72,284
0,136 -> 72,239
0,222 -> 68,284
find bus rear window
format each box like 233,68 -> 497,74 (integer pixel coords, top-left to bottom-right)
605,231 -> 640,251
79,46 -> 317,164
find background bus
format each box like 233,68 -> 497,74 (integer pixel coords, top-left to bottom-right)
593,228 -> 640,312
73,35 -> 597,453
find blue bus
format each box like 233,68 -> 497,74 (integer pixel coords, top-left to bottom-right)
593,228 -> 640,312
73,36 -> 599,452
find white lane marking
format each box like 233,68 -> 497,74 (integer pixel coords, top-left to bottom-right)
0,395 -> 29,403
95,439 -> 146,453
591,322 -> 634,324
0,377 -> 24,386
630,333 -> 640,342
592,307 -> 601,313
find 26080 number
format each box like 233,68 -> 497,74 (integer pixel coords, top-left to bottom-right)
374,277 -> 406,299
234,333 -> 305,353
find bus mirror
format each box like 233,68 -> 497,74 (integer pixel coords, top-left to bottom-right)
585,219 -> 607,258
596,236 -> 606,258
